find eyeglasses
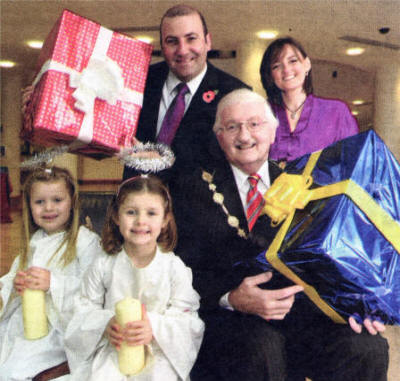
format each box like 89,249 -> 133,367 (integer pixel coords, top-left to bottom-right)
216,120 -> 268,136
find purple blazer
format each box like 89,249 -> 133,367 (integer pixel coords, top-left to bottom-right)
269,94 -> 359,161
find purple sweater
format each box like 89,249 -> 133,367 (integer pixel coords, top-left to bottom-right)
269,95 -> 359,161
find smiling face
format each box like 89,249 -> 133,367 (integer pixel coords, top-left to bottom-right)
161,13 -> 211,82
29,180 -> 72,235
115,191 -> 168,256
270,44 -> 311,94
215,101 -> 276,174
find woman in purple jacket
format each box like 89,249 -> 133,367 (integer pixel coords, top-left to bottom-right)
260,37 -> 359,164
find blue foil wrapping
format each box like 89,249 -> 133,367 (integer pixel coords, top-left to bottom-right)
256,130 -> 400,325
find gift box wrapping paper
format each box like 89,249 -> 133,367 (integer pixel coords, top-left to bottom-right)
256,130 -> 400,325
22,9 -> 152,158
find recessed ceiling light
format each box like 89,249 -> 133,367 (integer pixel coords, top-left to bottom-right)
352,99 -> 364,105
352,110 -> 359,116
256,31 -> 278,40
26,40 -> 44,49
0,60 -> 16,68
135,36 -> 153,44
346,47 -> 365,56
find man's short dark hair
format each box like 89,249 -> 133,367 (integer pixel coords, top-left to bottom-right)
160,4 -> 208,45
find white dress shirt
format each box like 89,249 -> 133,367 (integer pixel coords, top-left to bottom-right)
231,160 -> 271,209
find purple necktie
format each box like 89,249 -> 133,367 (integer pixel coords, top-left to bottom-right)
157,83 -> 189,145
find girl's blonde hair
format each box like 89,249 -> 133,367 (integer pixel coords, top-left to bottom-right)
20,166 -> 80,269
101,175 -> 177,254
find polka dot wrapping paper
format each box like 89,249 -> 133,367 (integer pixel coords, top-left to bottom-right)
22,9 -> 153,159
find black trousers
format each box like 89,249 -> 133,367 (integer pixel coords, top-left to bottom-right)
191,306 -> 389,381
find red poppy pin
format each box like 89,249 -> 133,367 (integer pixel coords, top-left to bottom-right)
202,90 -> 218,103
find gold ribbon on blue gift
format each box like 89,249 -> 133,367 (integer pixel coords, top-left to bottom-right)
262,150 -> 400,324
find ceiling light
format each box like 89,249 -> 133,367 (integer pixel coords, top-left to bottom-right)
351,110 -> 359,116
352,99 -> 364,105
26,40 -> 44,49
135,36 -> 153,44
0,60 -> 16,68
346,47 -> 365,56
256,31 -> 278,40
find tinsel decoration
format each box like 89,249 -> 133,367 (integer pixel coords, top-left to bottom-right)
20,145 -> 69,170
118,142 -> 175,173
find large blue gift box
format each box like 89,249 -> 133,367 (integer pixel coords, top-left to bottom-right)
257,130 -> 400,325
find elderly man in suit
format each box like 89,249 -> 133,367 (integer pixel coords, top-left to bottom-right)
123,4 -> 248,180
171,88 -> 389,381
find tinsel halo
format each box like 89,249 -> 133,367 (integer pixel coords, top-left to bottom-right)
118,142 -> 175,173
20,145 -> 69,170
19,142 -> 175,173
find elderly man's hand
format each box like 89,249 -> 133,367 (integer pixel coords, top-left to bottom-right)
349,316 -> 386,335
228,272 -> 303,321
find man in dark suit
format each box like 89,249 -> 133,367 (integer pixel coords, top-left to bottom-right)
123,4 -> 249,181
171,88 -> 389,381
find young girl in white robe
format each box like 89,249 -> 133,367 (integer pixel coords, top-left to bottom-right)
0,166 -> 100,380
65,175 -> 204,381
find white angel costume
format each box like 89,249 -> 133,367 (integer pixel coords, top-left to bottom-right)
0,226 -> 100,381
65,247 -> 204,381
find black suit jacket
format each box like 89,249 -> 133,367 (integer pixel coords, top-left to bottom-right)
171,152 -> 387,381
171,154 -> 285,312
123,61 -> 249,180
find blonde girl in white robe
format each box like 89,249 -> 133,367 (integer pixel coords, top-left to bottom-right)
0,166 -> 100,381
65,175 -> 204,381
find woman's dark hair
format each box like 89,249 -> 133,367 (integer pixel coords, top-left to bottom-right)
259,37 -> 313,105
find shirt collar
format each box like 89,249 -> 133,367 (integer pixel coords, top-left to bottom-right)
231,160 -> 271,192
165,64 -> 208,96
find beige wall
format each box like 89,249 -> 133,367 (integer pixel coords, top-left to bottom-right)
374,63 -> 400,157
79,156 -> 123,181
1,68 -> 24,196
312,60 -> 375,131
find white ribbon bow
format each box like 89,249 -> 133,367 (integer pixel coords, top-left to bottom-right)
70,56 -> 124,113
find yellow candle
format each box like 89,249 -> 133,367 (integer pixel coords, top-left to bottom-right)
22,289 -> 48,340
115,297 -> 145,375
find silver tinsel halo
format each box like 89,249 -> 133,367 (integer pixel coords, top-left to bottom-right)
118,142 -> 175,173
20,145 -> 69,170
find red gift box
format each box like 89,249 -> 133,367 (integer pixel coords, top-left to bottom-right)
22,9 -> 153,159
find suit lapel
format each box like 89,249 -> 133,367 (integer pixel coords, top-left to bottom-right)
136,63 -> 168,142
207,159 -> 283,237
174,63 -> 218,140
269,160 -> 282,183
183,63 -> 219,118
209,161 -> 249,234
